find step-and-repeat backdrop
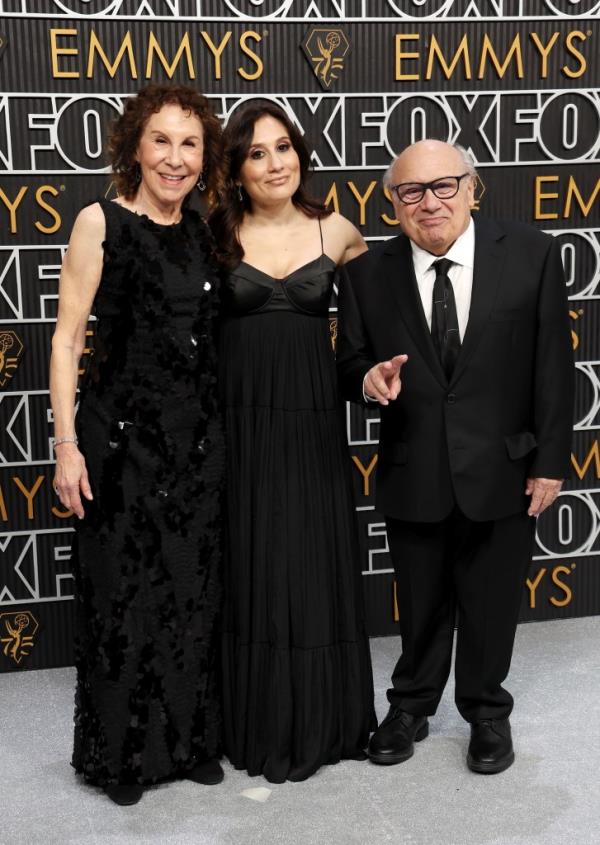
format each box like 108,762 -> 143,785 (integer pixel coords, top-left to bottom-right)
0,0 -> 599,671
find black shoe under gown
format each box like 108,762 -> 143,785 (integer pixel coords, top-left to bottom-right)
71,200 -> 224,787
219,249 -> 376,783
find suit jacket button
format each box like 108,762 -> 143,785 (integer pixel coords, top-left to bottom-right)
447,393 -> 456,404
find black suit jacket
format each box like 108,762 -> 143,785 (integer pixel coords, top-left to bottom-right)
337,216 -> 574,523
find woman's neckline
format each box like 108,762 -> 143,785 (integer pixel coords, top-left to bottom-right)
237,254 -> 336,282
111,200 -> 184,228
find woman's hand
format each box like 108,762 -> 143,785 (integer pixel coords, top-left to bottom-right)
53,443 -> 93,519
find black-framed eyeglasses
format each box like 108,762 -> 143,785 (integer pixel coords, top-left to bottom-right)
390,173 -> 471,205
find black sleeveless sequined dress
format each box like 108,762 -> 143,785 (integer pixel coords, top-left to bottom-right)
71,200 -> 223,787
220,223 -> 376,783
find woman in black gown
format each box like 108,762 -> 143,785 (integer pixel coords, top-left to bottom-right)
210,102 -> 376,783
50,85 -> 224,805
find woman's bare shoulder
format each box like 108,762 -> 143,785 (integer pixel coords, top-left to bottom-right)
70,202 -> 106,243
321,211 -> 367,263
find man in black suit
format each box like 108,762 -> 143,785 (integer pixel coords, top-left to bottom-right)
337,140 -> 574,774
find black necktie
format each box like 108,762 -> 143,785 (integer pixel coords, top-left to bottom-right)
431,258 -> 461,379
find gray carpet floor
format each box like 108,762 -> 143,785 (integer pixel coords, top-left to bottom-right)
1,616 -> 598,845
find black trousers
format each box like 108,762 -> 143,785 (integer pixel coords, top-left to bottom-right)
385,508 -> 535,723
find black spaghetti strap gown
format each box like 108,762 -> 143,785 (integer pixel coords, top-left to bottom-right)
220,219 -> 375,783
71,199 -> 224,787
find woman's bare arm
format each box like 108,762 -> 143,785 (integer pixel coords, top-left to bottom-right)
49,203 -> 105,518
322,212 -> 368,265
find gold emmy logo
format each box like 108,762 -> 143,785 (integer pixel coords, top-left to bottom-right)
0,330 -> 24,389
302,28 -> 350,90
0,611 -> 39,665
569,310 -> 580,351
0,34 -> 6,61
472,173 -> 486,211
329,316 -> 338,351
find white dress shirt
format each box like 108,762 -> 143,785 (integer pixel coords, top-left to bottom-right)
410,217 -> 475,342
362,218 -> 475,400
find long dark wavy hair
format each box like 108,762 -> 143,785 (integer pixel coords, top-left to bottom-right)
209,100 -> 330,269
107,83 -> 223,204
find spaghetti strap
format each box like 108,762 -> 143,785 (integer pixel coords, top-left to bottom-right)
317,216 -> 324,255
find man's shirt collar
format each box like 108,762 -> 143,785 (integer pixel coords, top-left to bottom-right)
410,217 -> 475,277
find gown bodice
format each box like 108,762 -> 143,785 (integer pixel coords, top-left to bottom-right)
221,255 -> 337,317
80,199 -> 218,424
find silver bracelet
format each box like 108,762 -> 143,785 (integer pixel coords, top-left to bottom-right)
52,437 -> 79,450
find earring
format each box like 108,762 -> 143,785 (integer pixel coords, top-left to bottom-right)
196,174 -> 206,192
237,185 -> 243,202
133,162 -> 141,184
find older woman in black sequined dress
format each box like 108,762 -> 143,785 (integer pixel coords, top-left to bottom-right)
49,84 -> 224,805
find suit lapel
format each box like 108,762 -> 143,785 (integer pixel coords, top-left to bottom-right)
449,217 -> 506,387
382,236 -> 447,387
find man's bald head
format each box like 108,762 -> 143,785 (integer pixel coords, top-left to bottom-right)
386,140 -> 476,256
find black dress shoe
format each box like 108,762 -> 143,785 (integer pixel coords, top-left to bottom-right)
104,783 -> 144,805
368,707 -> 429,765
467,718 -> 514,774
186,759 -> 224,785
